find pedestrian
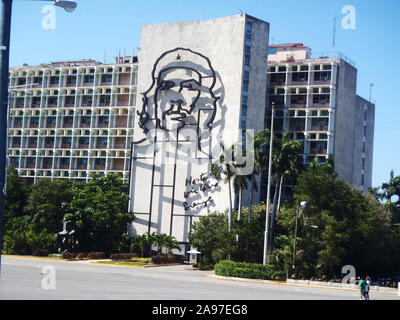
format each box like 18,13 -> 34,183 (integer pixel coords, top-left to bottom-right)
364,277 -> 370,300
359,277 -> 366,300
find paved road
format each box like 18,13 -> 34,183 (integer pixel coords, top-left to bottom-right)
0,256 -> 399,300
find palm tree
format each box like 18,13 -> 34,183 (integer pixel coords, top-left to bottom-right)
210,142 -> 238,233
380,170 -> 400,223
131,234 -> 148,258
381,170 -> 400,203
146,232 -> 159,254
248,129 -> 272,223
368,186 -> 381,201
164,235 -> 180,254
268,131 -> 303,247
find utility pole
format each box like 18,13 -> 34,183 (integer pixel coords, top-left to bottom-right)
0,0 -> 13,278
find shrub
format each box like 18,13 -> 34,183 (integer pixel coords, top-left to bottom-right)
87,252 -> 106,260
150,254 -> 186,264
151,254 -> 168,264
111,253 -> 138,261
130,257 -> 151,264
214,260 -> 280,280
33,249 -> 49,257
172,254 -> 186,263
76,252 -> 88,260
62,252 -> 76,259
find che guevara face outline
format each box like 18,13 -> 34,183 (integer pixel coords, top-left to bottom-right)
154,66 -> 203,131
136,47 -> 219,137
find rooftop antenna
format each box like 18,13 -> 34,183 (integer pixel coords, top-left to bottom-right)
332,17 -> 337,57
238,9 -> 243,16
104,50 -> 106,64
369,83 -> 374,102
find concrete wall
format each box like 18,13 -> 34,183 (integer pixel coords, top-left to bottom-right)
353,96 -> 375,191
239,16 -> 269,207
333,60 -> 358,186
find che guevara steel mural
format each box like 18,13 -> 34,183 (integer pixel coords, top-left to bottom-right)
130,47 -> 225,237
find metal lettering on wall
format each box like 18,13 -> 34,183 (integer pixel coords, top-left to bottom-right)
183,172 -> 218,212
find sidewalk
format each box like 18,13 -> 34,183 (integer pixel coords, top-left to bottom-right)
207,274 -> 399,296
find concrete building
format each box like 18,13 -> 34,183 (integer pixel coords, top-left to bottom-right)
266,43 -> 375,196
128,14 -> 270,246
7,57 -> 138,183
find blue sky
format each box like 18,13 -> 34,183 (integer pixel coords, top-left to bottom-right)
9,0 -> 400,188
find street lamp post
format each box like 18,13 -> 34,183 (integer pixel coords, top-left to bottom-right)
0,0 -> 76,277
292,201 -> 307,272
310,225 -> 318,241
263,103 -> 274,265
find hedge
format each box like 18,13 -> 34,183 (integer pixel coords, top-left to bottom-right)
87,252 -> 106,260
111,253 -> 138,261
151,254 -> 186,264
33,249 -> 49,257
62,252 -> 76,259
214,260 -> 283,280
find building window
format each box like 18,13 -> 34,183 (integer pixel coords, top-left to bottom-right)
292,72 -> 308,82
245,45 -> 251,56
246,21 -> 253,42
242,95 -> 248,106
241,105 -> 247,118
314,71 -> 331,81
244,71 -> 249,82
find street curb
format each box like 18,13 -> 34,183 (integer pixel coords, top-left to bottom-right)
206,275 -> 399,296
2,254 -> 67,262
90,262 -> 186,268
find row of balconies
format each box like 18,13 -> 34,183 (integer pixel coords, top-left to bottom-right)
14,170 -> 127,182
267,117 -> 329,133
9,136 -> 127,150
10,94 -> 133,109
10,116 -> 131,129
269,71 -> 332,86
9,156 -> 127,171
10,72 -> 136,89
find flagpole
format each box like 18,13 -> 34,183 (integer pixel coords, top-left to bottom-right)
263,103 -> 274,265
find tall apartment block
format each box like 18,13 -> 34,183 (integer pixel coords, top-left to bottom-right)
7,57 -> 138,183
266,43 -> 375,196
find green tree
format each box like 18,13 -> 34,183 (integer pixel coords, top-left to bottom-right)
272,163 -> 400,279
64,174 -> 133,254
24,179 -> 72,234
4,165 -> 31,228
380,170 -> 400,224
188,212 -> 236,266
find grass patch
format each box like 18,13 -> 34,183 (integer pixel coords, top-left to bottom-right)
95,259 -> 153,266
95,257 -> 152,266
